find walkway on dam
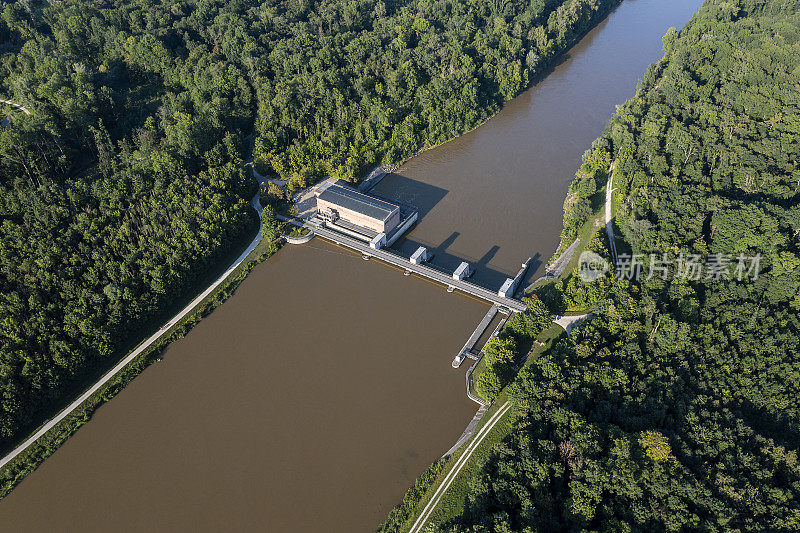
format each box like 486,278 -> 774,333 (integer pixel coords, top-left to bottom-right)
460,305 -> 498,357
310,224 -> 527,312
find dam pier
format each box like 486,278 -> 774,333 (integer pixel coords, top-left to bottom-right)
309,222 -> 527,312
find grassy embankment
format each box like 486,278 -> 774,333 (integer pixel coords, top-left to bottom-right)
0,210 -> 283,498
378,321 -> 563,533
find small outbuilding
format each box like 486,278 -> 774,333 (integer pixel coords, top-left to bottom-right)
453,262 -> 473,281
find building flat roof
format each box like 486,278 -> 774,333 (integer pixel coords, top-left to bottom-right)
317,183 -> 399,222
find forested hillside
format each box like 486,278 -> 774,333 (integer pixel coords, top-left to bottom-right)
443,0 -> 800,530
0,0 -> 621,451
251,0 -> 621,182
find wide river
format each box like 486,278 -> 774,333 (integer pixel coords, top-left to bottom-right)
0,0 -> 701,530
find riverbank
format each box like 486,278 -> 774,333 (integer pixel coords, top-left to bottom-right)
380,147 -> 619,532
378,214 -> 603,532
375,5 -> 695,516
383,0 -> 624,170
379,325 -> 565,532
252,0 -> 624,194
0,241 -> 485,531
0,199 -> 282,498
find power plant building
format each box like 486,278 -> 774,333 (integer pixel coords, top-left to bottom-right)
316,181 -> 401,235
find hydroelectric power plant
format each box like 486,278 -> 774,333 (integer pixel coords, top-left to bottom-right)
286,178 -> 528,313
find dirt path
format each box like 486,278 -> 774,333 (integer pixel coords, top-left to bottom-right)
0,99 -> 31,115
408,401 -> 512,533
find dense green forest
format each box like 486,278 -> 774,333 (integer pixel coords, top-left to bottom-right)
250,0 -> 622,184
0,0 -> 622,451
440,0 -> 800,530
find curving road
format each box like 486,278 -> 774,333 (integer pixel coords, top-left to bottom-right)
408,401 -> 513,533
0,99 -> 31,115
0,194 -> 264,470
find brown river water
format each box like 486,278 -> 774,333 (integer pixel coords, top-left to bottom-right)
0,0 -> 701,530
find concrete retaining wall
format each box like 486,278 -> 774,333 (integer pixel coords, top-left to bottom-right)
386,211 -> 418,247
283,231 -> 315,245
